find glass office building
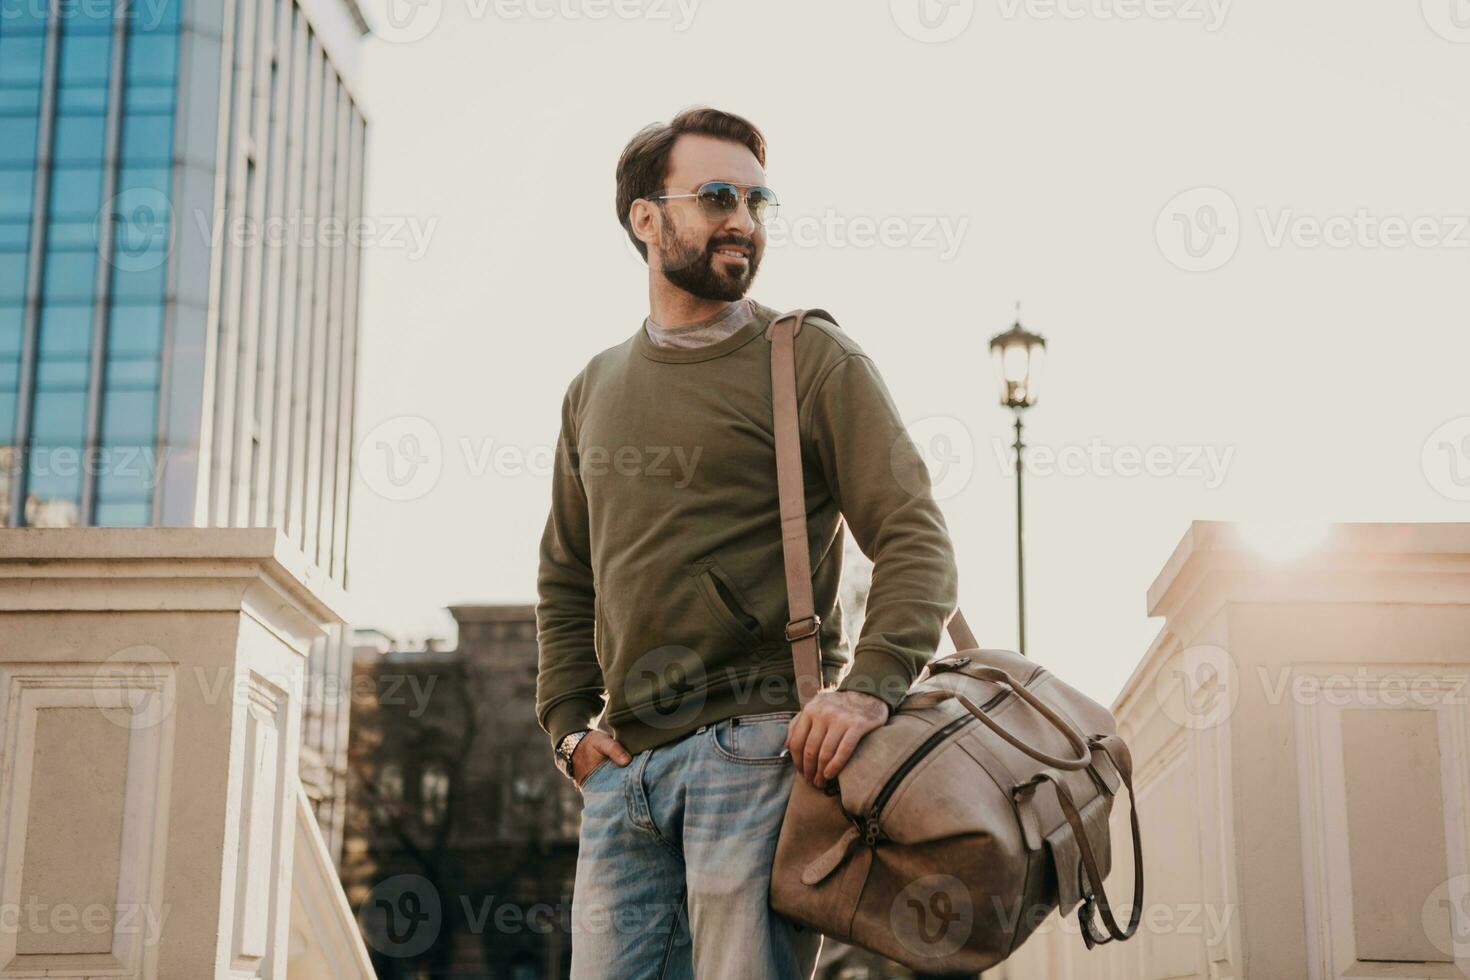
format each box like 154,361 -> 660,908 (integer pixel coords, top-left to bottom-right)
0,0 -> 369,589
0,0 -> 370,862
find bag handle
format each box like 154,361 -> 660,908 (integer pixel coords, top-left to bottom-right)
767,310 -> 978,708
954,666 -> 1092,770
1023,735 -> 1144,946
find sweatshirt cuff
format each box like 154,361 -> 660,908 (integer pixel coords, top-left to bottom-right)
543,697 -> 603,749
837,646 -> 918,714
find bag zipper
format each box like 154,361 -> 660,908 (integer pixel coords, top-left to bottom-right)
863,688 -> 1010,847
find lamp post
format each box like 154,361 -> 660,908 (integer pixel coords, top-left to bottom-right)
989,312 -> 1046,658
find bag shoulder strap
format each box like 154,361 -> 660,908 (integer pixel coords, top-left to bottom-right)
766,309 -> 979,709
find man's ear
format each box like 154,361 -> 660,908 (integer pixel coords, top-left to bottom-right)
628,199 -> 661,261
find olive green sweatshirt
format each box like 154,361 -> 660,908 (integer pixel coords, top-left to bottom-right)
534,301 -> 960,756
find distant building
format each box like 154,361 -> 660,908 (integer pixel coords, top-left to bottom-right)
345,605 -> 580,978
0,0 -> 371,860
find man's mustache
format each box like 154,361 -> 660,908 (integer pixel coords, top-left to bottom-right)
708,236 -> 756,253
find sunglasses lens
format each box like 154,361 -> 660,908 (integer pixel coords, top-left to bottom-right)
698,183 -> 740,215
746,186 -> 777,223
691,182 -> 778,224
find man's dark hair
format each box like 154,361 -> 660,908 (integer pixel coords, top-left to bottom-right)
615,106 -> 767,261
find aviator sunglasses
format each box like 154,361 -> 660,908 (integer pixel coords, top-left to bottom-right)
650,181 -> 780,225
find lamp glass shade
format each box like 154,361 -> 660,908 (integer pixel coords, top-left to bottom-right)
988,325 -> 1046,408
1023,343 -> 1045,406
989,346 -> 1010,405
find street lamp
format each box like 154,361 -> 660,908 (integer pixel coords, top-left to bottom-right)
989,311 -> 1046,657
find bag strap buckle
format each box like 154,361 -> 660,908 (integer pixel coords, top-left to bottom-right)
785,615 -> 822,642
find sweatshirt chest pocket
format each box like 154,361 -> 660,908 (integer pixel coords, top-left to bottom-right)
690,557 -> 765,649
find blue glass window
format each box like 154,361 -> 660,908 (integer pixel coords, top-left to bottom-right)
0,0 -> 47,511
52,114 -> 108,164
92,4 -> 178,525
0,38 -> 46,83
0,170 -> 37,219
41,249 -> 99,300
59,36 -> 113,85
120,112 -> 171,165
0,118 -> 40,164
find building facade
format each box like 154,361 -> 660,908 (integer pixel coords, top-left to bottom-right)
0,0 -> 369,859
345,605 -> 582,979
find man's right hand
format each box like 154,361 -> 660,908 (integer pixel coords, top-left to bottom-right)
572,730 -> 633,786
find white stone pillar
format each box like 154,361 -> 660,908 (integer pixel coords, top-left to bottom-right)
994,521 -> 1470,979
0,527 -> 348,979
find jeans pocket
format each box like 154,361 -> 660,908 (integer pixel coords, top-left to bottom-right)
711,711 -> 798,764
575,756 -> 612,792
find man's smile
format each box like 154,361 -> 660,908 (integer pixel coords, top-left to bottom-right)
711,242 -> 753,268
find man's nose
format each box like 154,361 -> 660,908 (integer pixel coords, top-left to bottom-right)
723,197 -> 757,236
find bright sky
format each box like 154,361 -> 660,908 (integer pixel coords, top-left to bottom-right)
345,0 -> 1470,704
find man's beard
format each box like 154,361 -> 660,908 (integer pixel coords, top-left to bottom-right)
657,229 -> 761,302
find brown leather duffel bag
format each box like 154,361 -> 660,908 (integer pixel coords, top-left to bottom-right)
764,309 -> 1144,975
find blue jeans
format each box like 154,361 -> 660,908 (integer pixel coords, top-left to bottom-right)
568,709 -> 824,979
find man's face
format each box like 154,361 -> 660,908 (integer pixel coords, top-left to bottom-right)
649,133 -> 767,302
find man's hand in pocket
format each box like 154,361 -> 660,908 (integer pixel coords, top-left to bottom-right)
573,730 -> 633,786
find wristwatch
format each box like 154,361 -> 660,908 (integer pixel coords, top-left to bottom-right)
554,729 -> 590,780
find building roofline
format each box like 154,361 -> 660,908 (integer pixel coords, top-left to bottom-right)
448,603 -> 538,624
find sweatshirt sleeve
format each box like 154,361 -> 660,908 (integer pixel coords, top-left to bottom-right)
807,352 -> 960,712
534,380 -> 606,749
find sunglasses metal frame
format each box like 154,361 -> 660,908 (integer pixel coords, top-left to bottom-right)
650,181 -> 780,224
